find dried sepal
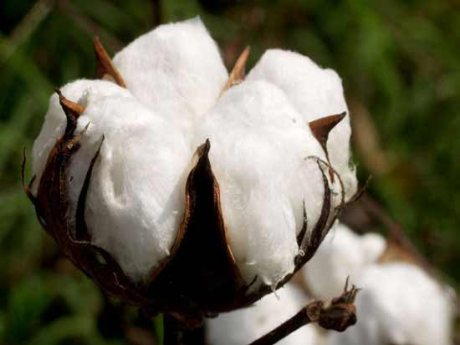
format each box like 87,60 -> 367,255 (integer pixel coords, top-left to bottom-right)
93,36 -> 127,87
147,140 -> 247,318
295,160 -> 332,267
222,46 -> 250,92
296,202 -> 308,246
308,112 -> 346,161
55,89 -> 84,140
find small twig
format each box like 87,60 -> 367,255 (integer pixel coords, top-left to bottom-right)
361,194 -> 433,274
249,280 -> 359,345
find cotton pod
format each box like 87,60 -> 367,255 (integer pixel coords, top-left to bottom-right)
206,284 -> 323,345
24,17 -> 356,321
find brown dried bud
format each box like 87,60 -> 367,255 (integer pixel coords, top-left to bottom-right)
317,279 -> 359,332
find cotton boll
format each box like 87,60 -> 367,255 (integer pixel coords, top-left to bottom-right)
327,263 -> 454,345
63,93 -> 192,282
247,49 -> 356,200
113,17 -> 228,137
206,284 -> 323,345
31,79 -> 129,193
301,223 -> 386,300
195,80 -> 327,286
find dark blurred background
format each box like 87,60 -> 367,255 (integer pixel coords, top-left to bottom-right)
0,0 -> 459,344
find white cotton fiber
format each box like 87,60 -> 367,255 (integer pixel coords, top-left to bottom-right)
206,284 -> 323,345
301,222 -> 386,300
327,263 -> 454,345
247,49 -> 356,200
194,80 -> 328,286
74,93 -> 191,281
113,17 -> 228,138
32,80 -> 192,281
31,79 -> 129,193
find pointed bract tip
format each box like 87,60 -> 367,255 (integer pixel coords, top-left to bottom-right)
55,89 -> 85,117
308,112 -> 347,146
93,36 -> 126,88
223,46 -> 251,92
198,139 -> 211,157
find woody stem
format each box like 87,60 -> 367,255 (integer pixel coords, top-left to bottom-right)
249,283 -> 359,345
163,314 -> 205,345
248,302 -> 320,345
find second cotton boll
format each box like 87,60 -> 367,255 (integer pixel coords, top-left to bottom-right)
327,263 -> 454,345
300,223 -> 455,345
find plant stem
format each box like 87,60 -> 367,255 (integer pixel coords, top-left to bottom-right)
249,303 -> 320,345
164,314 -> 180,345
249,281 -> 359,345
163,314 -> 206,345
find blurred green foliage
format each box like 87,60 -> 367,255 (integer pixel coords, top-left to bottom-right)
0,0 -> 458,344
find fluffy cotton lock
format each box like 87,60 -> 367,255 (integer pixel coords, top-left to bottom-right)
247,50 -> 357,200
112,17 -> 228,138
32,79 -> 191,281
326,263 -> 454,345
301,222 -> 386,299
206,284 -> 322,345
31,79 -> 127,189
195,80 -> 327,286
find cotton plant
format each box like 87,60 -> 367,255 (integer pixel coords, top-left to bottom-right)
24,17 -> 358,332
301,222 -> 455,345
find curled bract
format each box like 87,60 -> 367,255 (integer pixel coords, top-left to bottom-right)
24,17 -> 357,321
